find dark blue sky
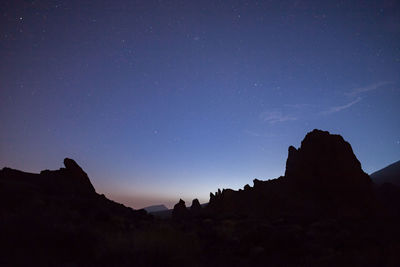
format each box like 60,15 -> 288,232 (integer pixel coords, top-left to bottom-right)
1,0 -> 399,208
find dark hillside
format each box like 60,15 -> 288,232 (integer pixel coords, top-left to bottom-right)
371,160 -> 400,186
0,158 -> 151,266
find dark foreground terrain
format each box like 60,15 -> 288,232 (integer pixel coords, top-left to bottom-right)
1,129 -> 400,266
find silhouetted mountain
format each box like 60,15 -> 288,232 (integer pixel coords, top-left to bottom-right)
144,204 -> 168,213
370,160 -> 400,186
149,208 -> 173,218
1,158 -> 96,198
0,158 -> 151,266
195,130 -> 400,265
207,129 -> 375,219
368,160 -> 400,217
2,131 -> 400,266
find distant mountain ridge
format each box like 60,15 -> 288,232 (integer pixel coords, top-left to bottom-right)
143,204 -> 168,213
370,160 -> 400,186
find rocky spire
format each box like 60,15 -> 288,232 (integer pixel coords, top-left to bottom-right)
190,198 -> 202,216
172,199 -> 190,220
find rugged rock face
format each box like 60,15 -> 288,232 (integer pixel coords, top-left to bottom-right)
285,129 -> 370,186
0,158 -> 146,217
284,129 -> 374,217
38,158 -> 96,195
207,129 -> 375,218
1,158 -> 96,199
64,158 -> 96,194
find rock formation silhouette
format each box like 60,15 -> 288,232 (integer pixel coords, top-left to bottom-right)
0,158 -> 151,266
190,198 -> 202,217
34,157 -> 96,195
207,129 -> 375,219
172,198 -> 190,220
284,129 -> 374,217
1,131 -> 400,266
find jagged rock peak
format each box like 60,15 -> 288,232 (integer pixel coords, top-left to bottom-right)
284,129 -> 369,185
60,158 -> 96,194
64,158 -> 87,174
191,198 -> 202,215
177,198 -> 186,206
191,198 -> 201,208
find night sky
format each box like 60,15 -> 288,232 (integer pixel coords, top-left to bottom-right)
1,0 -> 400,208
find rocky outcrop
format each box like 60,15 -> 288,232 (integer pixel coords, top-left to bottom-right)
190,198 -> 202,216
0,159 -> 153,266
172,199 -> 190,220
32,158 -> 96,196
284,129 -> 374,217
0,158 -> 148,217
207,129 -> 375,219
285,129 -> 370,186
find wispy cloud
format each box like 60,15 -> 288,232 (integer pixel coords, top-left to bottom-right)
323,97 -> 362,115
321,81 -> 394,115
346,81 -> 392,97
259,111 -> 296,124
